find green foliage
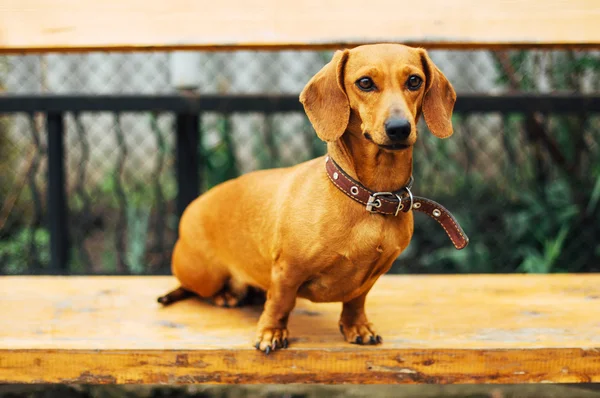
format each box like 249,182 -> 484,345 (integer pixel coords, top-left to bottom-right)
203,116 -> 239,189
518,226 -> 569,274
101,233 -> 117,274
401,48 -> 600,274
70,112 -> 177,274
125,203 -> 151,274
3,51 -> 598,276
403,159 -> 598,274
408,50 -> 600,274
588,174 -> 600,215
0,228 -> 50,274
0,56 -> 15,200
98,173 -> 176,209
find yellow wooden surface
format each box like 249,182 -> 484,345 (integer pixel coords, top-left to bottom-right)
1,0 -> 599,53
1,275 -> 599,384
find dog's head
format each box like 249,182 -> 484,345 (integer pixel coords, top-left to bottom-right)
300,44 -> 456,150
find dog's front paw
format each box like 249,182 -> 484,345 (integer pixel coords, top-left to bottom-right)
339,322 -> 382,345
254,327 -> 289,354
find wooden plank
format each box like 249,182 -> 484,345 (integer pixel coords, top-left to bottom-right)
1,275 -> 599,384
1,0 -> 599,53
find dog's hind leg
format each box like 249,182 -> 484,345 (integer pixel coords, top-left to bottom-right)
170,239 -> 230,300
166,239 -> 265,308
211,277 -> 266,308
211,277 -> 247,308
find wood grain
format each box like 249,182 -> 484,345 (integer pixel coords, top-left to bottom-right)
1,0 -> 599,53
1,275 -> 599,384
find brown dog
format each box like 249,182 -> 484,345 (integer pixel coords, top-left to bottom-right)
159,43 -> 456,353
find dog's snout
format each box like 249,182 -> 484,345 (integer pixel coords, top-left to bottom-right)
384,118 -> 411,141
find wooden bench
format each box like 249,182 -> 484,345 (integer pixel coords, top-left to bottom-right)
2,275 -> 599,384
1,0 -> 599,51
1,0 -> 600,386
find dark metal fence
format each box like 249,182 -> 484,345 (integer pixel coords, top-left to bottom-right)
1,93 -> 599,275
1,49 -> 600,275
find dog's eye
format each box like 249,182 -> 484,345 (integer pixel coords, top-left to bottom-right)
356,77 -> 376,92
407,75 -> 423,90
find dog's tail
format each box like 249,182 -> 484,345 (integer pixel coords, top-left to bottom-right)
157,286 -> 195,306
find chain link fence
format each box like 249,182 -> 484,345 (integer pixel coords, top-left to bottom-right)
1,49 -> 599,275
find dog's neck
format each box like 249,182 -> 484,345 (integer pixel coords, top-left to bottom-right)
327,133 -> 413,193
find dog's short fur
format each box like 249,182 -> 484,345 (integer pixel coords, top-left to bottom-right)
165,44 -> 456,352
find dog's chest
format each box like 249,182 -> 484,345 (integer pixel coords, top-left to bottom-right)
298,215 -> 412,302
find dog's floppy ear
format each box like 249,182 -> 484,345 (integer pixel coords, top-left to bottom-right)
300,50 -> 350,142
419,49 -> 456,139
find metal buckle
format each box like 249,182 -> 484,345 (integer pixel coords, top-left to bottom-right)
366,180 -> 414,216
366,192 -> 391,213
393,194 -> 404,216
403,186 -> 414,214
391,186 -> 413,216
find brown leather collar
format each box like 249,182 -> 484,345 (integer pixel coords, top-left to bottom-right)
325,155 -> 469,250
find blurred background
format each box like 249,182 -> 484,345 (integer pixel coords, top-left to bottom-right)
0,48 -> 599,275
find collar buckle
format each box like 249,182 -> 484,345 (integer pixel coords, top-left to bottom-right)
366,185 -> 413,216
397,185 -> 414,215
366,192 -> 403,215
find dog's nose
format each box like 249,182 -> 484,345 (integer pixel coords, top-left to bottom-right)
384,118 -> 411,141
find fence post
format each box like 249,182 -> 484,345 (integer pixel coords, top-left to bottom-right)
47,112 -> 69,273
171,52 -> 203,220
175,113 -> 201,219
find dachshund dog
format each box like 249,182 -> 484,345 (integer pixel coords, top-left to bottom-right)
159,43 -> 457,353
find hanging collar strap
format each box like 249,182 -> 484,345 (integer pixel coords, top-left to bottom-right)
325,155 -> 469,250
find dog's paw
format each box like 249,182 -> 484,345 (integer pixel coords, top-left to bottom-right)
339,322 -> 382,345
254,327 -> 289,354
211,289 -> 243,308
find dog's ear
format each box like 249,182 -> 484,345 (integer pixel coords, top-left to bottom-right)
419,49 -> 456,139
300,50 -> 350,142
